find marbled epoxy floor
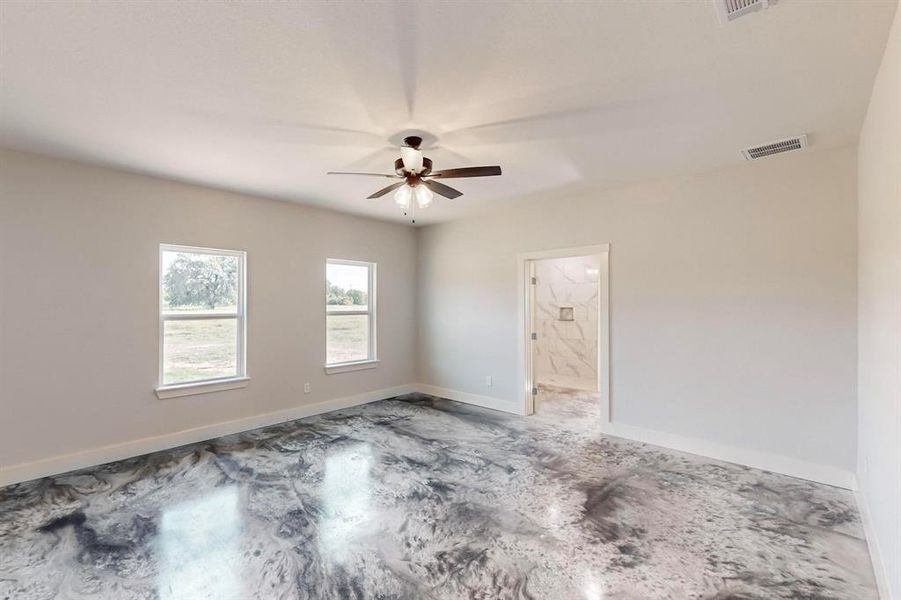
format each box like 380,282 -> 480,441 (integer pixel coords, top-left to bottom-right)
0,390 -> 877,599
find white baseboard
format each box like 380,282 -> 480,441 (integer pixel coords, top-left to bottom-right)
601,420 -> 856,490
0,384 -> 416,487
857,485 -> 893,600
2,383 -> 856,494
412,384 -> 854,489
415,384 -> 525,415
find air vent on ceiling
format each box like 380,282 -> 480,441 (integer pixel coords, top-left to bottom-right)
741,134 -> 808,161
715,0 -> 772,23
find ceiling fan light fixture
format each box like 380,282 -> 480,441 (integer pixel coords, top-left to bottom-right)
395,184 -> 412,210
415,185 -> 433,208
328,134 -> 502,222
400,146 -> 423,174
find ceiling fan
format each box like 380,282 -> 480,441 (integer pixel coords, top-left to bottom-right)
328,136 -> 502,222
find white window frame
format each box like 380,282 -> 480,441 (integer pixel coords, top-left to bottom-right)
156,244 -> 248,398
325,258 -> 378,374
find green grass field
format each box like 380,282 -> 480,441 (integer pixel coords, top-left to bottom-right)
163,319 -> 238,384
163,314 -> 369,384
326,314 -> 369,364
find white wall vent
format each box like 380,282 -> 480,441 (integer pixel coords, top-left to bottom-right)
741,134 -> 808,161
715,0 -> 772,23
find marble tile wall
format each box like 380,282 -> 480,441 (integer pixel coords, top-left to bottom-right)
534,256 -> 599,391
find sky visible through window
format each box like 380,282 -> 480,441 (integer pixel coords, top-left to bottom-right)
327,263 -> 368,293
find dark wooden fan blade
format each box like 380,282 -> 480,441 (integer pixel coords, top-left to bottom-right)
423,179 -> 463,199
367,181 -> 406,199
428,166 -> 502,178
327,171 -> 399,178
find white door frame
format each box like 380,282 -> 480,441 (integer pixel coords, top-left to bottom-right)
517,244 -> 610,422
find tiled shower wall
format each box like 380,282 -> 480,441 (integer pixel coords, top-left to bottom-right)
534,255 -> 599,391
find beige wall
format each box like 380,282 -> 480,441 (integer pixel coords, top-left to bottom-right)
418,146 -> 858,475
0,149 -> 417,471
857,2 -> 901,597
0,143 -> 862,488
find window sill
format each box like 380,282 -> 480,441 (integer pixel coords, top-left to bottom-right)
155,377 -> 250,399
324,360 -> 379,375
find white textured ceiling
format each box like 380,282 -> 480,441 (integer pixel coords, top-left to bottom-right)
0,0 -> 896,224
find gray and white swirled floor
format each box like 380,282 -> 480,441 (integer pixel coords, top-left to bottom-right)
0,388 -> 877,599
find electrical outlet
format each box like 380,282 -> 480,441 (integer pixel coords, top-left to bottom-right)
304,382 -> 311,394
486,375 -> 493,387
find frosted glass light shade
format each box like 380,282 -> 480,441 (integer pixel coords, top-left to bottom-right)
400,147 -> 423,173
415,185 -> 433,208
395,184 -> 412,209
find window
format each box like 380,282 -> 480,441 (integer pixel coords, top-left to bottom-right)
326,259 -> 376,371
158,245 -> 246,393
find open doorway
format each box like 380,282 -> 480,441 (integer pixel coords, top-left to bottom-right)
518,245 -> 610,421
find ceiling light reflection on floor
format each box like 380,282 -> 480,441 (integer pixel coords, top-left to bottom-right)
157,486 -> 243,600
319,444 -> 375,565
582,570 -> 605,600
